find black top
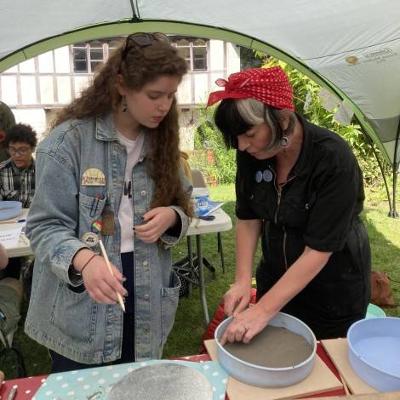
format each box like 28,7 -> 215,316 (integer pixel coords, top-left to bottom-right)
235,115 -> 371,339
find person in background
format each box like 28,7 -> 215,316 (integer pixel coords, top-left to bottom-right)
0,243 -> 7,383
208,66 -> 371,343
0,242 -> 24,366
25,32 -> 192,373
0,101 -> 16,162
0,123 -> 37,280
0,123 -> 37,208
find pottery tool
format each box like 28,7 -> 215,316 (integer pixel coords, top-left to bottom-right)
99,240 -> 125,312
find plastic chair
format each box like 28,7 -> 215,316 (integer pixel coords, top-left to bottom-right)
191,168 -> 207,188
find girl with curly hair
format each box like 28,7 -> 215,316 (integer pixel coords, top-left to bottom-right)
25,33 -> 192,372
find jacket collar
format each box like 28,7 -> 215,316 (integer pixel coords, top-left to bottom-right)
291,114 -> 313,178
95,113 -> 150,160
265,114 -> 313,178
95,113 -> 118,141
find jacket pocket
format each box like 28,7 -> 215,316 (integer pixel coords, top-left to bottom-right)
50,282 -> 97,342
160,270 -> 181,345
78,191 -> 107,237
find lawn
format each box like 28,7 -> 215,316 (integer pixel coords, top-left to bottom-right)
1,183 -> 399,378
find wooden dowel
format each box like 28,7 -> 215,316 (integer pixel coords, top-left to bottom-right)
99,240 -> 125,312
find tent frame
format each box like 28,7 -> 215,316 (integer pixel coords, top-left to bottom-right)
0,20 -> 397,215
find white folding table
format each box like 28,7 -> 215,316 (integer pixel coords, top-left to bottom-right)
185,208 -> 233,324
0,209 -> 31,258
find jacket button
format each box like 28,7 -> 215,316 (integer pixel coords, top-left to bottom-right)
141,190 -> 146,196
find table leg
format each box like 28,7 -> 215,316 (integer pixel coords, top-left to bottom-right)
217,232 -> 225,273
186,236 -> 194,296
195,234 -> 210,325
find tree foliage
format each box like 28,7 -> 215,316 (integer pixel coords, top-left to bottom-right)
191,108 -> 236,184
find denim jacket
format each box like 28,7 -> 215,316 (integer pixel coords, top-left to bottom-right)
25,114 -> 190,364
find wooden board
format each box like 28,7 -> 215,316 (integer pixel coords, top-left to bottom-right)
204,339 -> 342,400
321,338 -> 377,395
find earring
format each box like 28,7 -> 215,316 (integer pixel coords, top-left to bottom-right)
121,97 -> 128,113
280,136 -> 289,147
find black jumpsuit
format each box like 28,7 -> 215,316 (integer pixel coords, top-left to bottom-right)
235,116 -> 371,339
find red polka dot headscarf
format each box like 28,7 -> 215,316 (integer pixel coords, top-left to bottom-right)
207,66 -> 294,111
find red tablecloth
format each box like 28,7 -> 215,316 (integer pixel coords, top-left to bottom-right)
0,344 -> 345,400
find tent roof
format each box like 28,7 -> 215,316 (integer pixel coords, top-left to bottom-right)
1,0 -> 400,163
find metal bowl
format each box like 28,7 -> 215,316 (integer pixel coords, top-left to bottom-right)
347,317 -> 400,392
107,363 -> 213,400
214,312 -> 317,387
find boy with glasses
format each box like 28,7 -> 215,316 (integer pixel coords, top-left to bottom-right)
0,123 -> 37,280
0,123 -> 37,208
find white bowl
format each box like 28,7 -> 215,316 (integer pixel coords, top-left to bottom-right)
214,312 -> 317,387
347,317 -> 400,392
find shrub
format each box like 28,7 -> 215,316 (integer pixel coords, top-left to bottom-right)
192,108 -> 236,185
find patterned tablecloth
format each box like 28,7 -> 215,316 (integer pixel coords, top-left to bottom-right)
0,347 -> 345,400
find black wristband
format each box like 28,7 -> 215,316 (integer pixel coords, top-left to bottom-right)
75,253 -> 97,276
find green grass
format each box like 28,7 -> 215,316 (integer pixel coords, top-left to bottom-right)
1,183 -> 399,378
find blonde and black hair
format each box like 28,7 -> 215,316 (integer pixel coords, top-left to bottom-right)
53,34 -> 192,215
214,98 -> 296,151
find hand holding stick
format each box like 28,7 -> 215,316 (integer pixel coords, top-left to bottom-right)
98,240 -> 125,312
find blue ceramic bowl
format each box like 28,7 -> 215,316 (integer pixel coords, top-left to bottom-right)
0,200 -> 22,220
347,317 -> 400,392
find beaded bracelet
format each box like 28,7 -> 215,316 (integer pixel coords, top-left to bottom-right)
79,253 -> 97,275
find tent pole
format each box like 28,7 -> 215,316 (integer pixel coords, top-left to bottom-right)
390,121 -> 400,218
358,123 -> 393,216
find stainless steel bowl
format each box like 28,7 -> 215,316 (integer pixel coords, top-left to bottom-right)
214,312 -> 317,387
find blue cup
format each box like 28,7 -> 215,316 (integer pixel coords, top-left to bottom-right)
194,190 -> 209,216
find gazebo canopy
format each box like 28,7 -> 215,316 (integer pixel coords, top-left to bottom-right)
1,0 -> 399,166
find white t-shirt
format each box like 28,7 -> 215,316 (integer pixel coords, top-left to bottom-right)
117,131 -> 144,253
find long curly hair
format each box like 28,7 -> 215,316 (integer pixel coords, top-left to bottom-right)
54,37 -> 192,216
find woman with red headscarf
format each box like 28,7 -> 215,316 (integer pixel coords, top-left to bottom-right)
208,66 -> 371,343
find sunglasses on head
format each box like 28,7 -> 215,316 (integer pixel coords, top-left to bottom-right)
121,32 -> 169,60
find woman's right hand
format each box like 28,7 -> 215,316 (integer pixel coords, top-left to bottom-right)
81,255 -> 127,305
223,282 -> 252,317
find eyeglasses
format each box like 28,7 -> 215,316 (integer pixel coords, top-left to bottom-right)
121,32 -> 170,60
8,146 -> 31,156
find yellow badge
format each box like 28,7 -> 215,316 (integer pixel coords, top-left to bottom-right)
81,168 -> 106,186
